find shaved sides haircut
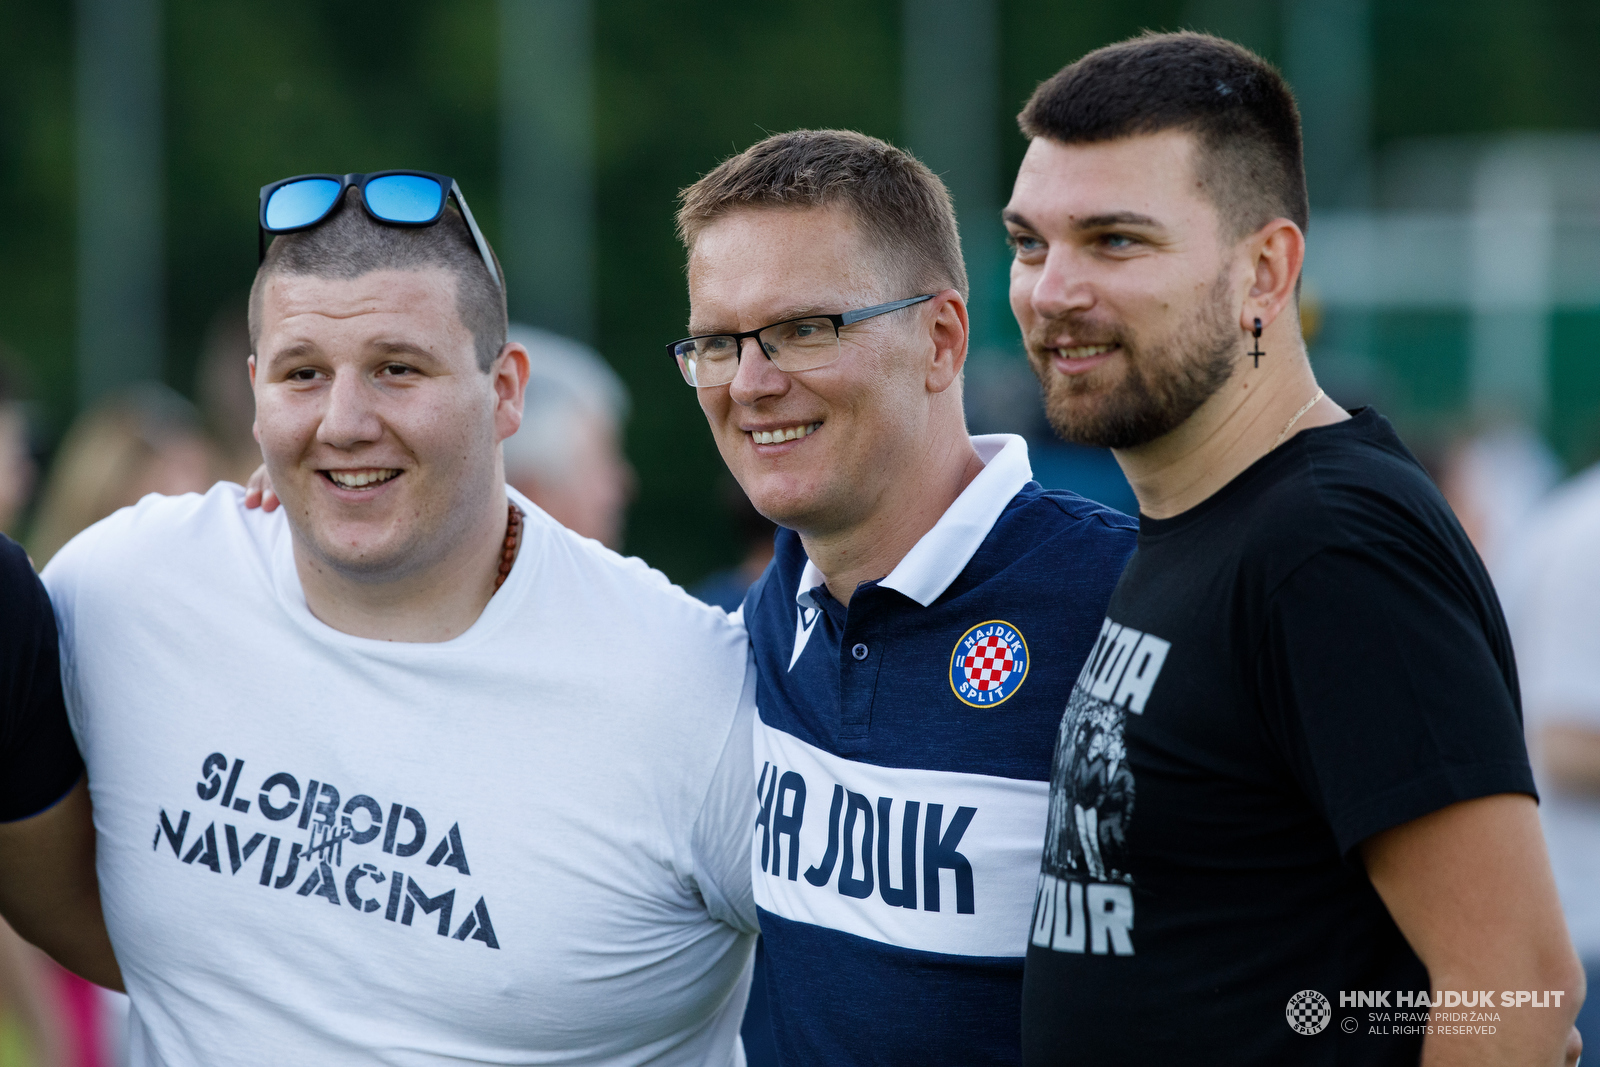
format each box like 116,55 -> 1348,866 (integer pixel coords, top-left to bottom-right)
677,129 -> 969,301
249,187 -> 508,370
1020,31 -> 1309,242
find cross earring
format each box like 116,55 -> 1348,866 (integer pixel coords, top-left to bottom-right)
1249,318 -> 1265,368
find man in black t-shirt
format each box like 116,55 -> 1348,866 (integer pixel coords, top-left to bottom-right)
1003,33 -> 1582,1065
0,533 -> 120,988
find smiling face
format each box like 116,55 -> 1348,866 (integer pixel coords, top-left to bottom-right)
251,267 -> 517,583
688,205 -> 942,538
1005,130 -> 1246,449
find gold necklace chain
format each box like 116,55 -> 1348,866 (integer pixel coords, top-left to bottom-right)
1273,389 -> 1325,450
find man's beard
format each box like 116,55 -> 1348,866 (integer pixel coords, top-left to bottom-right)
1028,274 -> 1239,450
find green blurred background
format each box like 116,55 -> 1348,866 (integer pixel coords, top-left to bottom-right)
3,0 -> 1599,584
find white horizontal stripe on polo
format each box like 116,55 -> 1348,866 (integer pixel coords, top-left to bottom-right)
752,719 -> 1048,958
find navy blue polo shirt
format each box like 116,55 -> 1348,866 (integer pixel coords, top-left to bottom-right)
743,435 -> 1137,1066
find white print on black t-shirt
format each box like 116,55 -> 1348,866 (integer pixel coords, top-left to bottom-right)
153,749 -> 500,949
1034,617 -> 1170,956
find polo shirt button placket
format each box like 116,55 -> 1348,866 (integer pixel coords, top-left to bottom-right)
837,624 -> 882,749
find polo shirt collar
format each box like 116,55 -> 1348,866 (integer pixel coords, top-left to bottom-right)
795,434 -> 1033,610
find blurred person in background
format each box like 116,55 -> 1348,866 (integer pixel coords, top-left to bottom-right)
27,385 -> 214,566
1434,423 -> 1560,587
1502,457 -> 1600,1060
501,325 -> 633,549
196,300 -> 265,487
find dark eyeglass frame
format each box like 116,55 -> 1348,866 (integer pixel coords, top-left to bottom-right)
665,294 -> 936,386
257,170 -> 501,290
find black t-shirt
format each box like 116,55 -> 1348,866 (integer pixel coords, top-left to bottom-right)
0,533 -> 82,821
1020,409 -> 1535,1065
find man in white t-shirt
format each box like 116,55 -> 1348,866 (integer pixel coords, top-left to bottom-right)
1501,460 -> 1600,1058
42,174 -> 758,1066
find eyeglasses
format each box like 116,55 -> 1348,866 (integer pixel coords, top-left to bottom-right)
257,171 -> 501,290
666,294 -> 935,388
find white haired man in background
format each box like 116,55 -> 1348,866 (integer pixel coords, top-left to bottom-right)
502,326 -> 634,549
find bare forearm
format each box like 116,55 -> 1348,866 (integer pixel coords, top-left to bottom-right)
0,778 -> 123,990
1364,795 -> 1584,1067
1418,963 -> 1582,1065
5,874 -> 123,991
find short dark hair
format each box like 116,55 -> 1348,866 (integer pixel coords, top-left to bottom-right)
1019,32 -> 1308,241
248,187 -> 507,370
676,129 -> 969,301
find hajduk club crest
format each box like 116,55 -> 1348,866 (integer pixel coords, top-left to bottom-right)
949,620 -> 1029,707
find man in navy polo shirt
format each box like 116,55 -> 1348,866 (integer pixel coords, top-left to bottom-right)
670,129 -> 1135,1064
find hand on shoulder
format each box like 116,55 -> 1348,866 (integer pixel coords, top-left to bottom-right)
242,464 -> 280,512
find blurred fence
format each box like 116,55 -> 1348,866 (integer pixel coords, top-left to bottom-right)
1307,134 -> 1600,465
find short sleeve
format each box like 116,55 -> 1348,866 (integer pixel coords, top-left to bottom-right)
1258,542 -> 1535,858
689,653 -> 759,934
0,535 -> 83,822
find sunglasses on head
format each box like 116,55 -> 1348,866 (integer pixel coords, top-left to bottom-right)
257,170 -> 501,290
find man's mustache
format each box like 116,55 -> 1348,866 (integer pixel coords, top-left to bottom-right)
1024,316 -> 1128,354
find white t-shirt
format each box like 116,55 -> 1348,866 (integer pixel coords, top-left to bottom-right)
43,483 -> 758,1066
1500,462 -> 1600,960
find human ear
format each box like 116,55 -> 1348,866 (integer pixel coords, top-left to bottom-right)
925,290 -> 969,395
491,342 -> 531,444
248,355 -> 259,443
1241,218 -> 1304,334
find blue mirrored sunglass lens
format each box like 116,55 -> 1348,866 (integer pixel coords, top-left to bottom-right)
264,178 -> 342,230
365,175 -> 445,223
